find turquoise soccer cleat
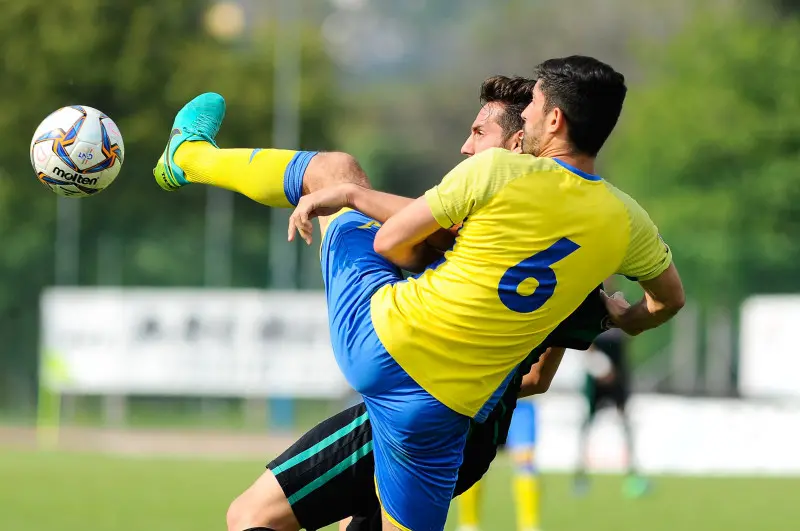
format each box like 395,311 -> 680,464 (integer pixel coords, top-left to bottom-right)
153,92 -> 226,191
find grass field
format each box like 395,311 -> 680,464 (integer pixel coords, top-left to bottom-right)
1,449 -> 798,530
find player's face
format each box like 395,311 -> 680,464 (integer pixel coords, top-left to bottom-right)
460,103 -> 522,157
521,81 -> 549,156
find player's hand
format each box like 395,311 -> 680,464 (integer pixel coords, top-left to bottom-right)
288,184 -> 355,245
600,289 -> 630,329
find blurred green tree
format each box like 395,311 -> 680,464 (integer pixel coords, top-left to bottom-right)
0,0 -> 338,408
605,13 -> 800,307
773,0 -> 800,14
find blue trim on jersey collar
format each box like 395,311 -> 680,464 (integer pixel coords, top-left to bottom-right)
553,158 -> 602,181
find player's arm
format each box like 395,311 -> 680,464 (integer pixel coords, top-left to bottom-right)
287,184 -> 457,253
372,197 -> 447,272
614,193 -> 685,336
605,264 -> 685,336
375,149 -> 503,270
345,187 -> 460,252
519,347 -> 566,397
347,187 -> 457,258
344,186 -> 414,223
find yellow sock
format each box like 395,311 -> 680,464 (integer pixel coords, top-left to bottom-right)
458,479 -> 483,528
174,141 -> 310,208
513,474 -> 541,531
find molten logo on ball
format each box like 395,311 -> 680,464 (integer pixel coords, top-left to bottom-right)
52,166 -> 99,186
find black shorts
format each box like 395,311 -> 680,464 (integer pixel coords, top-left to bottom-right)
267,401 -> 506,531
267,403 -> 377,530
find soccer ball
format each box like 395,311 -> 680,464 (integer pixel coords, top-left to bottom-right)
30,105 -> 124,197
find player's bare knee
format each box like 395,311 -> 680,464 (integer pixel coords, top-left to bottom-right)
226,495 -> 267,531
226,495 -> 249,531
226,496 -> 294,531
226,471 -> 299,531
226,494 -> 249,531
303,152 -> 371,194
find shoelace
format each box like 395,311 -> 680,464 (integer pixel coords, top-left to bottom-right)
189,114 -> 221,138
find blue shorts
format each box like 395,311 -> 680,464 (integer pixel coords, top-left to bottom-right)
506,399 -> 537,450
320,210 -> 470,531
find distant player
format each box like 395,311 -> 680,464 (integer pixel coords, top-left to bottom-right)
155,55 -> 685,530
505,400 -> 541,531
574,322 -> 650,498
457,399 -> 542,531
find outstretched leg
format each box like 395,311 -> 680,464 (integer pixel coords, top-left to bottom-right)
154,93 -> 456,249
153,93 -> 371,207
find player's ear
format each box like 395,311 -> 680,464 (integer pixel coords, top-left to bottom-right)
508,130 -> 524,153
549,107 -> 565,134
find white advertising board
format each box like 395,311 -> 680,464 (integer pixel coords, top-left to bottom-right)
739,295 -> 800,399
534,393 -> 800,475
40,288 -> 351,398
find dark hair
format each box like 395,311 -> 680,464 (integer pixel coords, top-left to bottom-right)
480,75 -> 536,140
533,56 -> 627,156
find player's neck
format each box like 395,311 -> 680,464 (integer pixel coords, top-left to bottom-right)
539,146 -> 596,176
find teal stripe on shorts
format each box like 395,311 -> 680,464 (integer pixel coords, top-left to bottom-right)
288,441 -> 374,504
271,411 -> 369,475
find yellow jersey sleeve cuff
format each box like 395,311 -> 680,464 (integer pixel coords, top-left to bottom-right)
424,187 -> 455,228
636,244 -> 673,282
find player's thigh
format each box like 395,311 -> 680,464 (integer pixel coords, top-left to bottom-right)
227,469 -> 299,531
320,209 -> 405,394
268,402 -> 379,530
364,379 -> 470,531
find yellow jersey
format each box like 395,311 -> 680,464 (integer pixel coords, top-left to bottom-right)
369,148 -> 671,419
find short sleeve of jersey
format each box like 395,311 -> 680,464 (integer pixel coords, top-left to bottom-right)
612,186 -> 673,281
424,148 -> 508,228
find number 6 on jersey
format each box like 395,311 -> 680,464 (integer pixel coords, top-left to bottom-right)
498,238 -> 581,313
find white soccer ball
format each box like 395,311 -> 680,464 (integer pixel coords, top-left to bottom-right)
30,105 -> 124,197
